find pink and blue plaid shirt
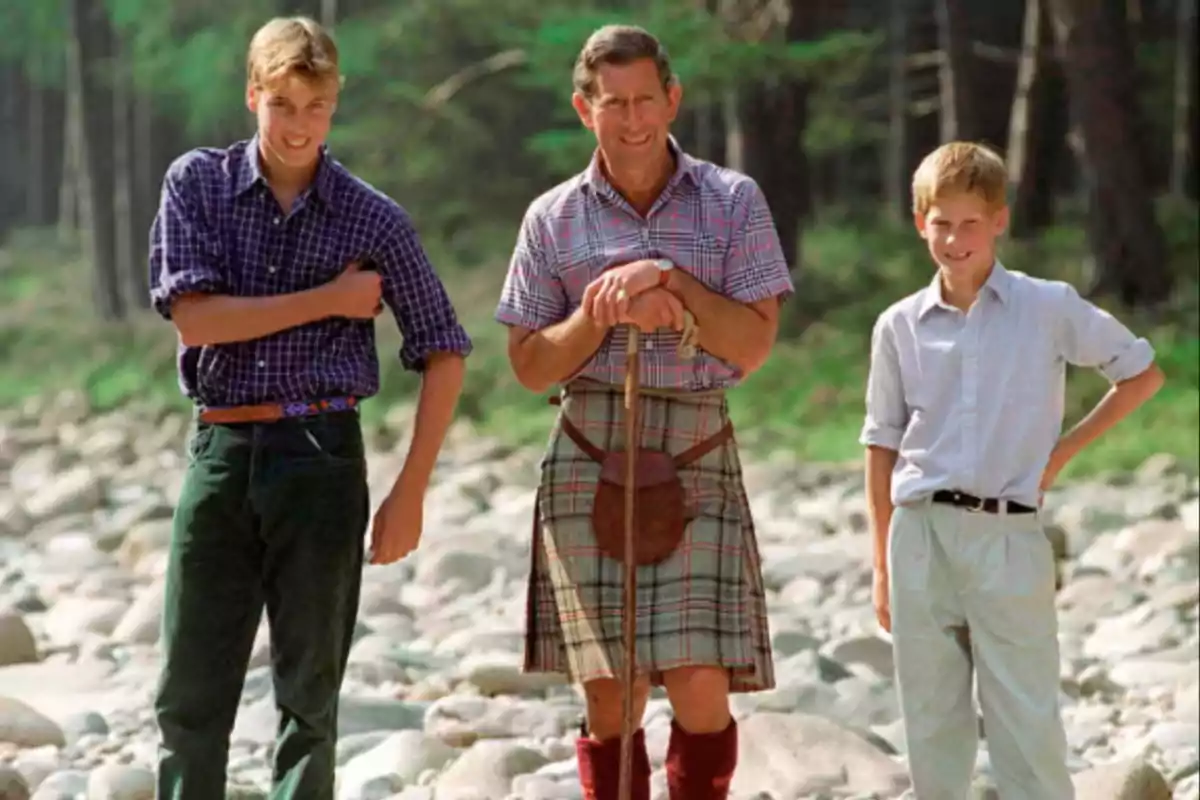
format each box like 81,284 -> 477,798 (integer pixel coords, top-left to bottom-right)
495,139 -> 793,390
149,137 -> 472,408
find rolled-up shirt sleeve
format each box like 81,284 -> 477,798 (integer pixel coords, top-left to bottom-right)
859,314 -> 907,451
1054,283 -> 1155,382
148,156 -> 229,320
722,178 -> 795,304
494,209 -> 568,331
377,209 -> 473,372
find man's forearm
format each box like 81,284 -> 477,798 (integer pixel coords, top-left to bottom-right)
396,352 -> 466,487
171,288 -> 332,347
510,307 -> 610,392
865,446 -> 898,572
664,269 -> 775,372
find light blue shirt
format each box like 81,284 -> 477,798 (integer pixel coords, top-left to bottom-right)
860,262 -> 1156,507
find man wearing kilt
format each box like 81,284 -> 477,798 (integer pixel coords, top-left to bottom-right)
494,24 -> 794,800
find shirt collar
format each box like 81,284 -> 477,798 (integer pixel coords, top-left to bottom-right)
918,260 -> 1012,318
234,135 -> 337,211
581,134 -> 699,198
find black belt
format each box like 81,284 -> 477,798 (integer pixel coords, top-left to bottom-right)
932,490 -> 1037,515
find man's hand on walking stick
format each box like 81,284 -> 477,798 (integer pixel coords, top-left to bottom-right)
582,260 -> 669,326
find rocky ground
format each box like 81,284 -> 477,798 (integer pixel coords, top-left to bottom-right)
0,392 -> 1197,799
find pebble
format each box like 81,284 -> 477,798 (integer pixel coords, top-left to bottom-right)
0,398 -> 1194,797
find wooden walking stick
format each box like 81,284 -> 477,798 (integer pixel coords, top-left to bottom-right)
618,323 -> 641,800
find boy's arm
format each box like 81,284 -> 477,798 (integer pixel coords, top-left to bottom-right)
865,447 -> 899,572
1044,284 -> 1165,486
860,315 -> 907,573
496,210 -> 610,392
374,211 -> 472,490
149,158 -> 336,346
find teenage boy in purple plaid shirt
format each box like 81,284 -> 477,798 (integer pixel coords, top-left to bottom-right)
496,24 -> 793,800
147,16 -> 470,798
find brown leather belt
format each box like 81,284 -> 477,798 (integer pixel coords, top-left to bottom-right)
197,396 -> 358,425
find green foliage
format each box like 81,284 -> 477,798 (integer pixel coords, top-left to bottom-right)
514,1 -> 882,169
105,0 -> 280,135
3,206 -> 1196,477
0,0 -> 66,84
2,0 -> 1194,481
2,0 -> 888,246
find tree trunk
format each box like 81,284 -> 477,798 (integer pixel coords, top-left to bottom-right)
885,0 -> 910,221
972,4 -> 1026,153
69,0 -> 124,320
26,74 -> 65,229
905,0 -> 944,183
321,0 -> 338,27
1007,0 -> 1067,238
934,0 -> 976,141
111,38 -> 144,311
59,39 -> 85,242
718,0 -> 744,171
692,0 -> 727,166
1170,0 -> 1196,197
27,76 -> 46,231
1048,0 -> 1172,307
693,99 -> 726,164
0,67 -> 24,239
737,0 -> 819,279
128,89 -> 155,310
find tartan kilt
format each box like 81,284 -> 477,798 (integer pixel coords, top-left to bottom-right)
523,379 -> 776,693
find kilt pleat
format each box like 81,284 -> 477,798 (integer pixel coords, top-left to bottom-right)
522,379 -> 775,693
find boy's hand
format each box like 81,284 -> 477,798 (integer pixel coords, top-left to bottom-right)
620,288 -> 685,333
369,472 -> 425,564
1038,441 -> 1072,504
327,262 -> 384,319
873,566 -> 891,633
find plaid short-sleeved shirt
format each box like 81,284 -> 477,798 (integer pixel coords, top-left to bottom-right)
494,139 -> 794,390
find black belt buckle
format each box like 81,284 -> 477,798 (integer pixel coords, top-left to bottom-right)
952,490 -> 987,513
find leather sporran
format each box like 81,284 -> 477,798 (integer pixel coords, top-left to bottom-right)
558,416 -> 733,566
593,448 -> 688,564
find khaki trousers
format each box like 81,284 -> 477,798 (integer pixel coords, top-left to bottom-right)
889,501 -> 1073,800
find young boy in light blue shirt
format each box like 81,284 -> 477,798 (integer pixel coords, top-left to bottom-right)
861,141 -> 1164,799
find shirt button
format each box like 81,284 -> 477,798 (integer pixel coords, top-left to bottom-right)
268,265 -> 277,273
257,360 -> 266,368
273,217 -> 281,225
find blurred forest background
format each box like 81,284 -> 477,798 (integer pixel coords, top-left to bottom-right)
0,0 -> 1197,476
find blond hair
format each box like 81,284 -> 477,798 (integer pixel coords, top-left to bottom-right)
573,24 -> 675,99
911,141 -> 1008,215
247,16 -> 341,89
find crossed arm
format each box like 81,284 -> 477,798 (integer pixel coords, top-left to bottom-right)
506,265 -> 782,392
662,267 -> 780,374
502,184 -> 790,389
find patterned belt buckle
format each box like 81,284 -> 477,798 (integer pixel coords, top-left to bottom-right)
282,396 -> 358,418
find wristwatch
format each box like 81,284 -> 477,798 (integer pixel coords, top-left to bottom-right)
653,258 -> 674,287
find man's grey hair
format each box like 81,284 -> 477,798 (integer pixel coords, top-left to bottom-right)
572,24 -> 676,98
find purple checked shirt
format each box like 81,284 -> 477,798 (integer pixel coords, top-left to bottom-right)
494,139 -> 794,390
148,137 -> 472,408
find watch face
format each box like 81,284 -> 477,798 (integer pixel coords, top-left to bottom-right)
655,258 -> 674,271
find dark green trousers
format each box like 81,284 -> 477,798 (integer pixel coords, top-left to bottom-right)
155,411 -> 368,800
